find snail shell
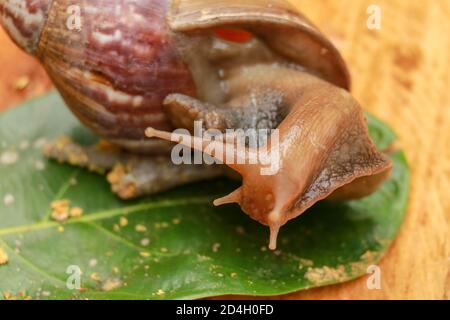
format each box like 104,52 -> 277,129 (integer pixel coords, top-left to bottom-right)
0,0 -> 349,152
0,0 -> 51,53
168,0 -> 349,89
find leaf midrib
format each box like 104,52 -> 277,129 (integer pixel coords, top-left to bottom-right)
0,196 -> 214,237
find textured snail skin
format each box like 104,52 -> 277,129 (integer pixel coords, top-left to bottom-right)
147,65 -> 392,250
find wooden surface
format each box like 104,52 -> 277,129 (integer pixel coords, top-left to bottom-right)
0,0 -> 449,299
0,29 -> 52,110
286,0 -> 450,300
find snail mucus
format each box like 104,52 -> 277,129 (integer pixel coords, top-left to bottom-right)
0,0 -> 392,249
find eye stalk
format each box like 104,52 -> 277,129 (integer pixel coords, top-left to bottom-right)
0,0 -> 52,54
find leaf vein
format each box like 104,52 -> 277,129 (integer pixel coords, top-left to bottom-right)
0,196 -> 214,237
0,237 -> 67,287
82,221 -> 177,257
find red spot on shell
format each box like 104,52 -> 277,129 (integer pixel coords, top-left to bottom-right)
214,28 -> 253,43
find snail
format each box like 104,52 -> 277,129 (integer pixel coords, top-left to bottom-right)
1,0 -> 392,249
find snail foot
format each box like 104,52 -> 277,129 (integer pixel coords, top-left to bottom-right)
43,136 -> 225,199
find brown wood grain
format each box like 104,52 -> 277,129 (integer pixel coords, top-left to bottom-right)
0,0 -> 449,299
283,0 -> 450,300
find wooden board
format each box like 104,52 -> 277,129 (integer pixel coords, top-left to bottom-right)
0,0 -> 449,300
0,29 -> 52,110
283,0 -> 450,300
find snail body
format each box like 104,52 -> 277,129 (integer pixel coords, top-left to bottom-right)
1,0 -> 392,249
147,64 -> 391,249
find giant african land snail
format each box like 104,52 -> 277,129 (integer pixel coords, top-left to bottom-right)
0,0 -> 392,249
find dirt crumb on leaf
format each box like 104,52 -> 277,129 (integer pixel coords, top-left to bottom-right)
101,278 -> 122,291
0,150 -> 19,165
0,247 -> 8,265
89,259 -> 98,267
3,193 -> 14,206
305,265 -> 347,285
140,251 -> 151,258
50,199 -> 83,221
119,216 -> 128,227
90,272 -> 101,282
69,207 -> 83,218
135,224 -> 147,232
212,243 -> 221,253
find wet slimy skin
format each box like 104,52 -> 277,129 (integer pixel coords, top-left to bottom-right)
146,38 -> 392,249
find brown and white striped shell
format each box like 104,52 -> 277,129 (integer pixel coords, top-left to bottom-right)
0,0 -> 349,152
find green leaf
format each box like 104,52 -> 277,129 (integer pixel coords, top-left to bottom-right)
0,92 -> 409,300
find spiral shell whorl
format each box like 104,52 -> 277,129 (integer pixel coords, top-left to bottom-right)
0,0 -> 52,54
36,0 -> 196,150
